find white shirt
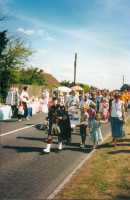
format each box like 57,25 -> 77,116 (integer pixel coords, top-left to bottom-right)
67,95 -> 79,107
80,99 -> 92,109
111,100 -> 124,118
20,91 -> 29,103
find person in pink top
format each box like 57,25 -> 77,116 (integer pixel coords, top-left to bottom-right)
99,98 -> 109,121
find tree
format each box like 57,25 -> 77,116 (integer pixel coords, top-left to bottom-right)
19,67 -> 45,85
120,84 -> 130,91
0,30 -> 9,56
80,83 -> 90,93
0,30 -> 9,102
60,80 -> 72,87
0,37 -> 32,102
2,39 -> 32,67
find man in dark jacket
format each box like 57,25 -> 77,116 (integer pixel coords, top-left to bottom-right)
43,97 -> 71,153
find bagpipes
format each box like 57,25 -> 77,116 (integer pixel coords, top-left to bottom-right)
51,114 -> 63,136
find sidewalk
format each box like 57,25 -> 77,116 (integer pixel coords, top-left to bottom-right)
55,118 -> 130,200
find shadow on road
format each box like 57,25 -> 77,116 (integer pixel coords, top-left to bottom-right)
2,143 -> 92,154
16,136 -> 60,145
64,146 -> 92,153
96,143 -> 114,149
2,145 -> 42,153
17,136 -> 47,142
35,123 -> 48,131
0,119 -> 18,123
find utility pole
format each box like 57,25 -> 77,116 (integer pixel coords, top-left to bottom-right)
123,75 -> 125,85
74,53 -> 77,85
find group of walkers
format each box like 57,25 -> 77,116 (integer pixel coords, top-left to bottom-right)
5,85 -> 130,153
6,86 -> 49,121
43,89 -> 130,153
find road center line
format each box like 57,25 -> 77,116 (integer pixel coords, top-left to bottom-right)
0,124 -> 36,137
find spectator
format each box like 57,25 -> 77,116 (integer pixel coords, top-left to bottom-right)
99,97 -> 109,121
20,86 -> 29,120
6,87 -> 19,118
110,93 -> 126,146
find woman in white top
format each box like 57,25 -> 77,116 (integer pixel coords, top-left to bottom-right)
110,93 -> 125,146
20,86 -> 29,120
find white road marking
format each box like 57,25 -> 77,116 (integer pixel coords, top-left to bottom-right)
0,124 -> 36,137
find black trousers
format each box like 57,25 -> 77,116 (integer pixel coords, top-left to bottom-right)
11,105 -> 18,118
80,125 -> 87,144
22,102 -> 28,118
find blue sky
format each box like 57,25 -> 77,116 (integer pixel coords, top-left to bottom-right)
1,0 -> 130,89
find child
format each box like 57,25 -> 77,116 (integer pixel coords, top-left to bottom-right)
18,101 -> 24,121
27,97 -> 33,119
77,107 -> 89,148
90,113 -> 105,149
99,98 -> 109,121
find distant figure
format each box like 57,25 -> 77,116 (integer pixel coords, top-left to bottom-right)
42,89 -> 49,104
99,98 -> 109,121
40,96 -> 48,114
20,86 -> 29,120
96,91 -> 102,112
6,87 -> 19,118
110,93 -> 125,146
66,90 -> 79,108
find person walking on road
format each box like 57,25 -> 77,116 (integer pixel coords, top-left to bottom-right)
90,113 -> 105,149
77,107 -> 89,148
110,93 -> 126,146
43,97 -> 71,153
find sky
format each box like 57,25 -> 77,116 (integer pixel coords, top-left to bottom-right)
0,0 -> 130,89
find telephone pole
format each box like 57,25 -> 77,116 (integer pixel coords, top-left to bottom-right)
123,75 -> 125,85
74,53 -> 77,85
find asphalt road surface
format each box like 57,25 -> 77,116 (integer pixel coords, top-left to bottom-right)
0,113 -> 111,199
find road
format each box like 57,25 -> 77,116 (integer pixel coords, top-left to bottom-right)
0,113 -> 111,199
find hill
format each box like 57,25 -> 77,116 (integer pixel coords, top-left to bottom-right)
43,72 -> 60,89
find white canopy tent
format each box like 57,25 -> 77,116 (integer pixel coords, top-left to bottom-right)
71,85 -> 83,91
55,86 -> 72,93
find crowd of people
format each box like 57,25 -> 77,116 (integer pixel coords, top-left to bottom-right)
4,85 -> 130,153
43,88 -> 130,153
6,86 -> 49,121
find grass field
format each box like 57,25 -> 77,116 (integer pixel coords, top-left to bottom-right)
55,119 -> 130,200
